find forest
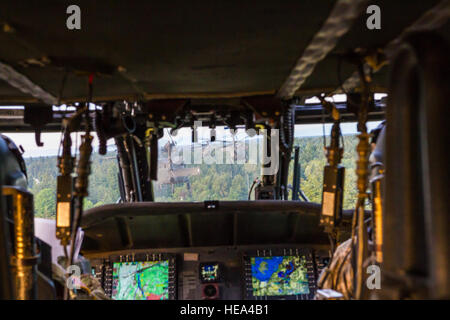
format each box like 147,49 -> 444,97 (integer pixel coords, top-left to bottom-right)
25,135 -> 360,219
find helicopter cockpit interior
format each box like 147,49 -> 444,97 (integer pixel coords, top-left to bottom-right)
0,1 -> 448,302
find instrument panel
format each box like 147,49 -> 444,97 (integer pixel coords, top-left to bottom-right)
88,244 -> 330,300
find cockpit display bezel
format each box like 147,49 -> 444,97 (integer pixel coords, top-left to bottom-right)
107,252 -> 177,300
242,248 -> 316,300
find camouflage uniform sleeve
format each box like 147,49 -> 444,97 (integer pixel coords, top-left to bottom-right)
315,238 -> 354,299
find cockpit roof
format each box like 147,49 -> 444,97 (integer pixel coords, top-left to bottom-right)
0,1 -> 447,105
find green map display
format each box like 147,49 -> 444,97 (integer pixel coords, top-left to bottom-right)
251,256 -> 309,296
112,261 -> 169,300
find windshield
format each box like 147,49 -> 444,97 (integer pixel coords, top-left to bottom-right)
4,119 -> 382,219
152,121 -> 382,207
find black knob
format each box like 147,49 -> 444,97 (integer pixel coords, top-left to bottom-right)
203,284 -> 217,298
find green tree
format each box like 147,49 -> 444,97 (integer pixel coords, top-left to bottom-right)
228,175 -> 247,200
25,134 -> 363,213
34,188 -> 56,218
83,198 -> 95,210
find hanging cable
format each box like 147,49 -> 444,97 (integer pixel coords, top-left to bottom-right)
55,125 -> 75,248
318,96 -> 345,234
320,95 -> 327,151
248,178 -> 260,200
352,61 -> 372,300
64,74 -> 95,300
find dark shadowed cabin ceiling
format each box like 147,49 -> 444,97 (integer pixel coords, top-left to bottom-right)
0,0 -> 447,104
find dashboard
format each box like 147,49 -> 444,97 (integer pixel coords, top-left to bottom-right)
80,201 -> 340,300
87,244 -> 330,300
